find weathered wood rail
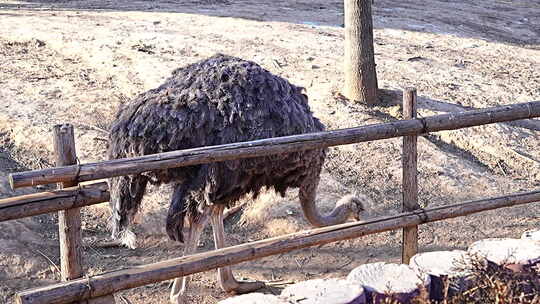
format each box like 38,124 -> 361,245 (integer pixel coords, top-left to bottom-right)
4,98 -> 540,304
16,190 -> 540,304
0,182 -> 108,222
9,101 -> 540,189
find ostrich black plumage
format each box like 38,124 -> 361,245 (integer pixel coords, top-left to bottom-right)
108,54 -> 363,303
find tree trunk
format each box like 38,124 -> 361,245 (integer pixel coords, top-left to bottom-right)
344,0 -> 378,104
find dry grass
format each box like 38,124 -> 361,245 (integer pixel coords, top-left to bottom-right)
0,131 -> 52,172
440,262 -> 540,304
404,256 -> 540,304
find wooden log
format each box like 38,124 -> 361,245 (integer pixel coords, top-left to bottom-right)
219,293 -> 288,304
53,125 -> 115,304
468,238 -> 540,271
9,101 -> 540,189
401,87 -> 419,264
53,124 -> 84,282
409,250 -> 471,301
281,278 -> 366,304
346,262 -> 430,303
521,229 -> 540,241
0,182 -> 109,222
15,190 -> 540,304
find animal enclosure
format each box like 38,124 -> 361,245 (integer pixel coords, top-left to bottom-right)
2,96 -> 540,303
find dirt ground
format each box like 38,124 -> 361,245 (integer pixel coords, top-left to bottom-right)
0,0 -> 539,303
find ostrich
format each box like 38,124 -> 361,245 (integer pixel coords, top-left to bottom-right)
108,54 -> 363,303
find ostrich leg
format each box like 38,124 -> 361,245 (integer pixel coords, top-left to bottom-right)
170,209 -> 210,304
210,205 -> 265,294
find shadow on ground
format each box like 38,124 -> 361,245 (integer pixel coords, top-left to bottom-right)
0,0 -> 539,47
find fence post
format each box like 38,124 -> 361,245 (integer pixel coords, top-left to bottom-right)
53,124 -> 116,303
53,124 -> 84,281
401,88 -> 419,264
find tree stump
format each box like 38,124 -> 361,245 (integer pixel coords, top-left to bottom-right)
281,278 -> 366,304
522,229 -> 540,241
218,293 -> 287,304
468,238 -> 540,272
347,262 -> 430,303
409,250 -> 471,301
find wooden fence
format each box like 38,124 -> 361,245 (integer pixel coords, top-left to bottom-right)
2,94 -> 540,304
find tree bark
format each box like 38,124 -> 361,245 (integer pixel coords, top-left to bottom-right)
344,0 -> 378,104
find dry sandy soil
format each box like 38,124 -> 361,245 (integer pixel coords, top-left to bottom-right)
0,0 -> 539,303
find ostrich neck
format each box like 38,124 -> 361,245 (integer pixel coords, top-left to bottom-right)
299,185 -> 351,227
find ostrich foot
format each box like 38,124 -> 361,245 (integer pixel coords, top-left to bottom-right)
211,206 -> 265,295
222,278 -> 266,295
218,267 -> 265,294
170,293 -> 186,304
169,277 -> 188,304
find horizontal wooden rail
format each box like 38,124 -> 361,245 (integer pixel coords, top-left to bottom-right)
0,182 -> 109,222
16,189 -> 540,304
9,101 -> 540,190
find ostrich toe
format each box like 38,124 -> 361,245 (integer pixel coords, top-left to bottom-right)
223,279 -> 266,295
